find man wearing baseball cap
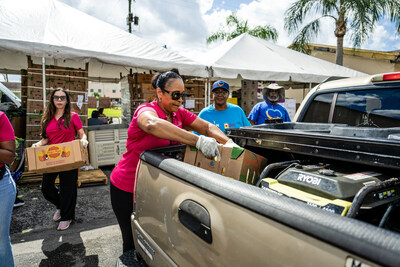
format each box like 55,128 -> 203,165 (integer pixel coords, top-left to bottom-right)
248,83 -> 291,125
197,80 -> 250,134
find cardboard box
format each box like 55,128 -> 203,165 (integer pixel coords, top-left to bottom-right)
183,144 -> 268,185
134,73 -> 153,84
88,96 -> 97,108
26,140 -> 89,173
220,146 -> 268,185
183,145 -> 197,165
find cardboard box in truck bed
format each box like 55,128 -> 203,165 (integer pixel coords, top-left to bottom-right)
184,144 -> 268,185
26,140 -> 89,173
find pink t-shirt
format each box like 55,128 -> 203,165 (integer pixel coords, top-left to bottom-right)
111,101 -> 197,193
0,111 -> 15,168
46,112 -> 83,144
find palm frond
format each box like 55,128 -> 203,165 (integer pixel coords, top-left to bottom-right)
226,13 -> 240,27
249,26 -> 278,41
386,0 -> 400,33
206,31 -> 228,44
289,19 -> 321,54
284,0 -> 320,34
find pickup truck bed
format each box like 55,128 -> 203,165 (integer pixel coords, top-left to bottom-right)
228,123 -> 400,170
133,145 -> 400,267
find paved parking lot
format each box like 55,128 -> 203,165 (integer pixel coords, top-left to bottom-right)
10,167 -> 131,266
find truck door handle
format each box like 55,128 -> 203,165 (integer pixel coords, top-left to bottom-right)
178,200 -> 212,244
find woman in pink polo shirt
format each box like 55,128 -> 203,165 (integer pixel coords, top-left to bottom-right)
0,111 -> 16,266
111,71 -> 229,254
32,88 -> 88,231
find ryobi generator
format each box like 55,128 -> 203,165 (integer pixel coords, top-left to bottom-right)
258,163 -> 400,220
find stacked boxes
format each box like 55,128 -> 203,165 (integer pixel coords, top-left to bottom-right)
241,80 -> 261,116
129,73 -> 153,113
99,97 -> 111,108
88,96 -> 97,109
183,79 -> 206,114
21,60 -> 89,148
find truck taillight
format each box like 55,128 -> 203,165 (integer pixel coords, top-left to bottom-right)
383,73 -> 400,81
372,73 -> 400,82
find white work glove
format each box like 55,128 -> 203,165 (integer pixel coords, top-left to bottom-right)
225,139 -> 240,147
196,135 -> 220,159
32,142 -> 41,148
80,138 -> 89,148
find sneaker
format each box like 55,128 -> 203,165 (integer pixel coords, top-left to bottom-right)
57,220 -> 72,231
13,197 -> 25,208
53,209 -> 61,222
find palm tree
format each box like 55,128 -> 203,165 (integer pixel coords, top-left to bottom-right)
207,13 -> 278,44
284,0 -> 400,65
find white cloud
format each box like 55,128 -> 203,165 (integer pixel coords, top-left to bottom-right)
57,0 -> 399,57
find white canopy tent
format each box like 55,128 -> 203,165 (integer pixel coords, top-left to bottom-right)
0,0 -> 208,78
202,33 -> 366,83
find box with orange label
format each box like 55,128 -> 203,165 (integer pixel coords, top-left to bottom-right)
26,140 -> 89,173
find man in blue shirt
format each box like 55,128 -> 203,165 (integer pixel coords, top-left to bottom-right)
198,80 -> 251,134
248,83 -> 291,125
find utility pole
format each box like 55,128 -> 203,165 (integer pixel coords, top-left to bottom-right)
128,0 -> 132,33
127,0 -> 139,33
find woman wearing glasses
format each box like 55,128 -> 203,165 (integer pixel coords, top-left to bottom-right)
32,88 -> 88,231
110,71 -> 229,256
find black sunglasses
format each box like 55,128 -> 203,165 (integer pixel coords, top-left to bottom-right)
52,95 -> 67,101
162,89 -> 187,101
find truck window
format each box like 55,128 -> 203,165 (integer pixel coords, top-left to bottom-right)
332,88 -> 400,127
302,93 -> 334,123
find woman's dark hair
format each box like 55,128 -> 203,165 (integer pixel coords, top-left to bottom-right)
40,88 -> 71,138
98,107 -> 104,114
151,71 -> 182,91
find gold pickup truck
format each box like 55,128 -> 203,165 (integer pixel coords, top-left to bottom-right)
131,73 -> 400,267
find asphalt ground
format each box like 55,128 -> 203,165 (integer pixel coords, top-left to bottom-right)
10,166 -> 145,267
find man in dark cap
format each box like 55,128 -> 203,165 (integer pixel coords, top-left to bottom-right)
248,83 -> 291,125
198,80 -> 250,134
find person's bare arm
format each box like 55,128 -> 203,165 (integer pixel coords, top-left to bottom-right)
0,140 -> 15,165
249,120 -> 256,125
137,111 -> 199,146
185,117 -> 229,144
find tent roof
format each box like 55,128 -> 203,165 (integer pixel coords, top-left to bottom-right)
203,33 -> 366,83
0,0 -> 208,77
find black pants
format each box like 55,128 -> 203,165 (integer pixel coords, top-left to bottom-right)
110,182 -> 135,253
41,169 -> 78,221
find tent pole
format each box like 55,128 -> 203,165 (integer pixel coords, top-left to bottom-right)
42,57 -> 46,109
208,80 -> 211,106
205,78 -> 208,107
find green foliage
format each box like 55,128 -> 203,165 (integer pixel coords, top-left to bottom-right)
15,137 -> 24,160
93,92 -> 100,99
207,13 -> 278,44
284,0 -> 400,64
